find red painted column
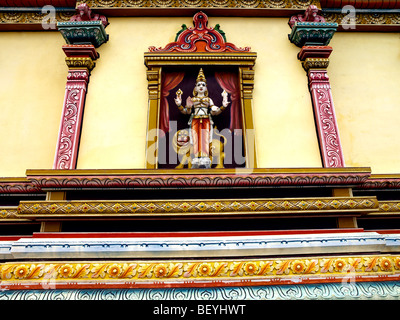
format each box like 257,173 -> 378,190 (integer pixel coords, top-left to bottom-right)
54,69 -> 89,169
299,46 -> 345,168
53,45 -> 98,169
308,69 -> 345,167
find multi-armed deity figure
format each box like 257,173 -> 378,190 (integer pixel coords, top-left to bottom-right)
174,69 -> 230,168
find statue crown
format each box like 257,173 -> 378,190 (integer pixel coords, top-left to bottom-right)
196,68 -> 207,83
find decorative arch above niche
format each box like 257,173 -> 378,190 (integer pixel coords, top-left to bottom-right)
144,12 -> 257,170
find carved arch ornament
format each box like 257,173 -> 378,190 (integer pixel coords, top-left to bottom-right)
144,12 -> 257,169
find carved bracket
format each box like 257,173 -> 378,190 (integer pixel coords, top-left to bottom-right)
288,6 -> 338,48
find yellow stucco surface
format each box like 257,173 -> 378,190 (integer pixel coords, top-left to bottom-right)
3,18 -> 399,176
78,17 -> 191,169
218,17 -> 322,168
329,33 -> 400,174
0,32 -> 66,177
77,17 -> 322,170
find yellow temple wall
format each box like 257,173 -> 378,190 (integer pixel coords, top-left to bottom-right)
1,18 -> 400,177
77,17 -> 322,170
329,33 -> 400,174
0,32 -> 66,177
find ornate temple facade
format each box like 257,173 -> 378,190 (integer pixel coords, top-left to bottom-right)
1,0 -> 400,300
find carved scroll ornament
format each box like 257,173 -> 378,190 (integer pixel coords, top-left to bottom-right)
148,11 -> 250,53
308,70 -> 345,168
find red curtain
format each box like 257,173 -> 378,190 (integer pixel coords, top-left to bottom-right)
215,71 -> 241,133
160,72 -> 185,137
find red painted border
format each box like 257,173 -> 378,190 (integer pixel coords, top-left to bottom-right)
1,274 -> 399,291
0,236 -> 31,241
373,230 -> 400,234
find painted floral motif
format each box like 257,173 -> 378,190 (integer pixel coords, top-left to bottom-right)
212,202 -> 224,212
130,203 -> 139,212
179,202 -> 191,212
291,260 -> 306,274
146,203 -> 157,212
231,201 -> 241,210
248,201 -> 258,210
265,201 -> 276,210
154,265 -> 168,278
107,264 -> 123,278
65,203 -> 74,213
298,201 -> 309,210
244,262 -> 258,275
198,263 -> 212,276
59,264 -> 75,278
80,203 -> 90,213
14,265 -> 29,279
163,203 -> 174,211
394,257 -> 400,270
333,259 -> 346,272
378,258 -> 392,272
96,203 -> 106,212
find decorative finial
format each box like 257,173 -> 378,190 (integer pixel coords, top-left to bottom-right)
70,3 -> 109,28
289,5 -> 325,28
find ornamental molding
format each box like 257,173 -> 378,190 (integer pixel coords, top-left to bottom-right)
0,178 -> 42,194
16,197 -> 378,218
25,168 -> 372,190
5,171 -> 400,195
4,232 -> 393,260
0,11 -> 73,24
359,175 -> 400,189
302,57 -> 330,71
4,200 -> 399,220
1,2 -> 400,32
81,0 -> 320,10
148,11 -> 250,53
0,208 -> 22,220
321,11 -> 400,31
1,281 -> 399,300
1,255 -> 400,290
65,57 -> 95,70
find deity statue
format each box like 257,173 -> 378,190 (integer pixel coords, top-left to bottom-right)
174,68 -> 230,168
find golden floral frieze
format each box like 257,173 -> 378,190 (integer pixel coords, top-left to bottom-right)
1,255 -> 399,288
